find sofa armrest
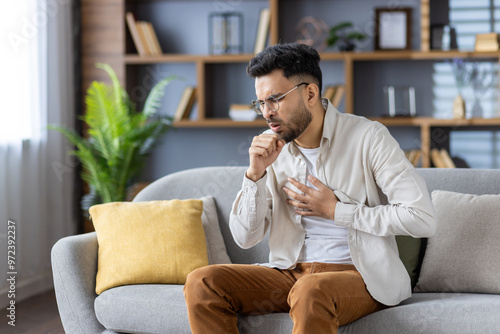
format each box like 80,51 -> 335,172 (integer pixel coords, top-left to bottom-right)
51,232 -> 105,334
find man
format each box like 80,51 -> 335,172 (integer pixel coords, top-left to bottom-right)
184,43 -> 436,334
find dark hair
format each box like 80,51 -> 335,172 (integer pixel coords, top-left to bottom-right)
246,43 -> 322,93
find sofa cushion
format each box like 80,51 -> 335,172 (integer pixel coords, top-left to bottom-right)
340,293 -> 500,333
200,196 -> 232,265
95,285 -> 500,334
415,190 -> 500,293
90,199 -> 208,294
95,285 -> 192,333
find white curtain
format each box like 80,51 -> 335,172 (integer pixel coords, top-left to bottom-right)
0,0 -> 77,305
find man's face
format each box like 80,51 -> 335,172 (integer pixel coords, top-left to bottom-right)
255,70 -> 312,143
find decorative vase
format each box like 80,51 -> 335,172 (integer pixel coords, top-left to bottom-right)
452,94 -> 466,119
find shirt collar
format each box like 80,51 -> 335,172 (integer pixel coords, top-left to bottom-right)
321,98 -> 337,147
287,98 -> 338,155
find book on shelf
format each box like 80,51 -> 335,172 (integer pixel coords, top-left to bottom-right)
140,22 -> 162,55
146,22 -> 163,55
474,33 -> 499,52
439,149 -> 456,168
323,85 -> 337,101
323,84 -> 344,109
141,21 -> 158,56
125,12 -> 163,56
126,12 -> 147,56
174,87 -> 197,122
254,8 -> 270,54
138,21 -> 163,56
136,22 -> 153,55
405,149 -> 422,167
431,148 -> 455,168
331,85 -> 345,109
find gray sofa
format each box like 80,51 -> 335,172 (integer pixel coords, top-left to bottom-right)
52,166 -> 500,334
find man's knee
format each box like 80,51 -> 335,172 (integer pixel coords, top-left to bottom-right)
184,265 -> 222,294
186,265 -> 210,284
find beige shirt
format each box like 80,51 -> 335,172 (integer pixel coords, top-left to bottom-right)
229,99 -> 436,306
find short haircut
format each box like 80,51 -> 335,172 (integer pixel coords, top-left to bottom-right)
246,43 -> 322,93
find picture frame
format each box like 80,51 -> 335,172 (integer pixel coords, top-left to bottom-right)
375,8 -> 412,51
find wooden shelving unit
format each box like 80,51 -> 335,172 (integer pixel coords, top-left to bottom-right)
81,0 -> 500,168
124,54 -> 256,64
174,118 -> 267,128
372,117 -> 500,167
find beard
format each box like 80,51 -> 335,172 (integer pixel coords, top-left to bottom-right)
268,100 -> 312,143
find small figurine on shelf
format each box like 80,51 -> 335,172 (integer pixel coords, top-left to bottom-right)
326,22 -> 367,52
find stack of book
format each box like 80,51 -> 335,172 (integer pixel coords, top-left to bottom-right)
323,84 -> 345,109
474,33 -> 499,52
126,12 -> 163,56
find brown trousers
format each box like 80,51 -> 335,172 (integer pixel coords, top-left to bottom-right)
183,262 -> 385,334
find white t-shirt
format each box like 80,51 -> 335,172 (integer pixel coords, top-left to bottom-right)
297,146 -> 353,264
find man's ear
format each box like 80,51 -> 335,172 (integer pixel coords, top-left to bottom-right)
306,83 -> 320,107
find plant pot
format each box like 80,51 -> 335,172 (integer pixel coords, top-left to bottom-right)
338,41 -> 355,52
81,187 -> 101,216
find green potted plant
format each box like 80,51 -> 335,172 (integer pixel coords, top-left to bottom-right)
50,63 -> 176,214
327,22 -> 367,51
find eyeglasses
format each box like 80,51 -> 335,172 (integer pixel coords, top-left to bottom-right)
250,82 -> 309,116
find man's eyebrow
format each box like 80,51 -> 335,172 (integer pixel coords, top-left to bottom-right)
266,92 -> 282,99
256,92 -> 280,102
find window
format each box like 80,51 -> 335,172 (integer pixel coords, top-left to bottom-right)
432,0 -> 500,168
0,0 -> 44,143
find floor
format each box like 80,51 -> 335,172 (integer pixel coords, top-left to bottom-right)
0,290 -> 64,334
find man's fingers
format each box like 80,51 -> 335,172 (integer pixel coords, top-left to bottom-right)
285,198 -> 317,216
283,186 -> 308,204
284,176 -> 338,220
251,134 -> 280,155
296,210 -> 316,217
308,175 -> 327,190
249,146 -> 270,158
287,177 -> 313,195
286,199 -> 308,210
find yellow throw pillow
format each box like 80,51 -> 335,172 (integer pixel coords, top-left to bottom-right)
90,199 -> 208,294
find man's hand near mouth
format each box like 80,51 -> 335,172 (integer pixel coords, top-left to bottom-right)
246,133 -> 285,182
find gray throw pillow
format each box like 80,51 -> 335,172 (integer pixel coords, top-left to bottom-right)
200,196 -> 232,264
415,190 -> 500,293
